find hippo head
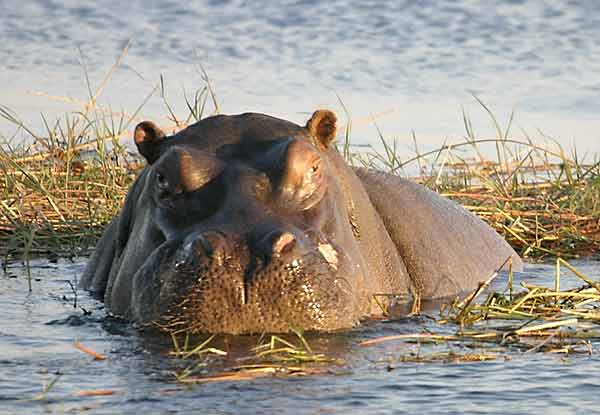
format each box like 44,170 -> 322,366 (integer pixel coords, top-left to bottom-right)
83,109 -> 523,334
92,110 -> 381,334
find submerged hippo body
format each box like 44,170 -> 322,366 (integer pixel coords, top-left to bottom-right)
81,110 -> 522,334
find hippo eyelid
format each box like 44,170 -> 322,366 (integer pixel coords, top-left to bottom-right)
176,150 -> 223,193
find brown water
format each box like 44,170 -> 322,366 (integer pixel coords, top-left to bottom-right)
2,258 -> 600,414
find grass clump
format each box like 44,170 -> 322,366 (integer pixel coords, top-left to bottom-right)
361,258 -> 599,359
0,51 -> 218,265
1,69 -> 598,265
349,103 -> 600,259
167,329 -> 339,384
442,258 -> 600,328
0,108 -> 138,261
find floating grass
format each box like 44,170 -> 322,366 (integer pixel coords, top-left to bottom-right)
22,373 -> 63,403
361,259 -> 600,359
250,329 -> 341,364
386,350 -> 502,365
176,364 -> 332,384
167,329 -> 341,384
73,340 -> 107,361
443,258 -> 600,327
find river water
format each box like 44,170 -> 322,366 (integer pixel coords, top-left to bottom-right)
1,0 -> 600,155
2,1 -> 600,413
2,258 -> 600,414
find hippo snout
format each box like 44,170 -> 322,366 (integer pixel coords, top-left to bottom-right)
175,227 -> 331,278
152,226 -> 357,334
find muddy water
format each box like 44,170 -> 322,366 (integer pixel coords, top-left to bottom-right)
1,257 -> 600,414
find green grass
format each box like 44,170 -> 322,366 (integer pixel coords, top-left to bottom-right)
1,61 -> 599,267
167,329 -> 340,383
349,105 -> 600,259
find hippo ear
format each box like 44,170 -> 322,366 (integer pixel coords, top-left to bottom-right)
134,121 -> 166,164
306,109 -> 337,149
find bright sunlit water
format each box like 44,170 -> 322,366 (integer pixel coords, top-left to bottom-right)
1,0 -> 600,156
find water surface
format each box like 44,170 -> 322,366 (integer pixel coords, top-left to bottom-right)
1,258 -> 600,414
1,0 -> 600,155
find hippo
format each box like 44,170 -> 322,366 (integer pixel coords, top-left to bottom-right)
81,109 -> 522,334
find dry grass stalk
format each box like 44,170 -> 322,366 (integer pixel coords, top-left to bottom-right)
74,340 -> 107,360
362,259 -> 600,360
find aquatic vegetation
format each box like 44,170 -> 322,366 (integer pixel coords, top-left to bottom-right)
166,329 -> 340,384
1,81 -> 598,264
348,103 -> 600,259
361,259 -> 599,361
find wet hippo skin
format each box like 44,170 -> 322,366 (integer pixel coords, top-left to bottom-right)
81,110 -> 522,334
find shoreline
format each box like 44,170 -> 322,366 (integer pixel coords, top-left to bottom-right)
1,93 -> 599,262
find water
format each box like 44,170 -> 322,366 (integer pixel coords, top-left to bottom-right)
1,0 -> 600,156
2,258 -> 600,414
2,2 -> 600,413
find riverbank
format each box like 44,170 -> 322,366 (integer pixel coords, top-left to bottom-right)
1,90 -> 598,264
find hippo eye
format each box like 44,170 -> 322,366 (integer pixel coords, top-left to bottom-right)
311,162 -> 320,173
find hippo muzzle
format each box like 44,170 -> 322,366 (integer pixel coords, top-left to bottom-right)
132,225 -> 359,334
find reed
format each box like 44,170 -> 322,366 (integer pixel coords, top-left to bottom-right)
1,65 -> 598,271
0,60 -> 217,266
361,258 -> 599,359
167,329 -> 339,383
349,102 -> 600,259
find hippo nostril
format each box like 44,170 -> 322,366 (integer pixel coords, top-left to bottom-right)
157,172 -> 169,190
272,232 -> 296,256
199,231 -> 228,266
182,231 -> 228,267
196,235 -> 213,257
